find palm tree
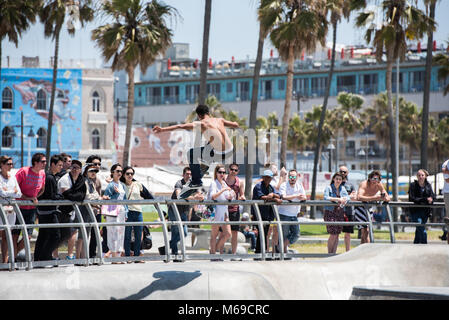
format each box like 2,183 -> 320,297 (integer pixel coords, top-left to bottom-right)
421,0 -> 439,170
288,113 -> 310,170
198,0 -> 212,105
334,92 -> 364,163
398,99 -> 421,185
352,0 -> 435,203
40,0 -> 94,166
92,0 -> 177,167
310,0 -> 350,215
259,0 -> 328,169
433,49 -> 449,95
245,1 -> 271,199
0,0 -> 40,153
428,117 -> 449,182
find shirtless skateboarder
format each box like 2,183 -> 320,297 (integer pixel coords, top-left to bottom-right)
154,104 -> 240,198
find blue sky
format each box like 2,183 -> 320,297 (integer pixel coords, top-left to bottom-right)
4,0 -> 449,66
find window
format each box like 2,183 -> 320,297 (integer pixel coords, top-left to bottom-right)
359,74 -> 378,94
278,79 -> 285,91
337,75 -> 356,93
207,83 -> 221,100
37,89 -> 47,110
92,91 -> 100,112
37,128 -> 47,149
293,78 -> 309,96
92,129 -> 100,150
1,127 -> 14,148
185,84 -> 199,103
345,140 -> 355,158
311,77 -> 327,96
147,87 -> 162,105
409,71 -> 425,92
237,81 -> 250,101
226,82 -> 233,93
2,87 -> 13,109
164,86 -> 179,104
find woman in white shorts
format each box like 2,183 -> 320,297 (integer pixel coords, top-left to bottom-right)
208,164 -> 235,258
0,156 -> 22,263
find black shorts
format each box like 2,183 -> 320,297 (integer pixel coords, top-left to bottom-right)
342,214 -> 354,234
12,208 -> 37,236
190,211 -> 202,229
229,210 -> 240,231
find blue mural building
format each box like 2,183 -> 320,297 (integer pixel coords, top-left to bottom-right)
1,68 -> 83,166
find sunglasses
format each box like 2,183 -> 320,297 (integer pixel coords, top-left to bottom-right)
3,162 -> 13,166
40,160 -> 47,163
125,172 -> 134,176
339,171 -> 347,174
114,170 -> 123,174
217,171 -> 226,174
93,162 -> 101,166
288,175 -> 297,179
371,177 -> 380,181
230,168 -> 239,172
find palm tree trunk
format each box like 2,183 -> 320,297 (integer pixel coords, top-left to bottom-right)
281,45 -> 294,169
45,24 -> 61,170
123,65 -> 135,168
245,22 -> 265,199
386,56 -> 398,227
421,1 -> 435,170
198,0 -> 212,105
311,21 -> 337,218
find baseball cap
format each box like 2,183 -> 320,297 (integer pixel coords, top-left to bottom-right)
262,170 -> 274,178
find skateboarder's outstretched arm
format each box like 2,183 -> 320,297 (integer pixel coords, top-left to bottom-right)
222,119 -> 240,129
153,122 -> 197,133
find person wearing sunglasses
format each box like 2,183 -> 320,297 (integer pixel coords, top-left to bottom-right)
103,164 -> 128,262
339,166 -> 357,252
355,170 -> 390,244
120,166 -> 154,262
208,164 -> 234,260
34,154 -> 64,262
56,159 -> 87,260
14,152 -> 46,260
225,163 -> 246,258
0,156 -> 22,263
278,169 -> 306,255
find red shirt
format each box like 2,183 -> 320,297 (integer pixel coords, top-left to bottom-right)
15,167 -> 45,209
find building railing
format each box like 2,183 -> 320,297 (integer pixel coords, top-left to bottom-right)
0,199 -> 446,271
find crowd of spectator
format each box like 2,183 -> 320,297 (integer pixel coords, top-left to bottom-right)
0,151 -> 448,264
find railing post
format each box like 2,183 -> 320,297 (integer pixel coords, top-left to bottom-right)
385,203 -> 396,243
85,203 -> 103,265
271,204 -> 284,261
366,204 -> 374,243
0,205 -> 15,271
73,204 -> 89,266
155,202 -> 171,263
253,203 -> 266,261
12,204 -> 32,270
170,202 -> 186,262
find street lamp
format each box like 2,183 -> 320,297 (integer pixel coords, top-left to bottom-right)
11,112 -> 35,167
327,141 -> 335,173
292,90 -> 307,118
358,147 -> 368,179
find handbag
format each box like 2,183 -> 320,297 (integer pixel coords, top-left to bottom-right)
101,204 -> 119,217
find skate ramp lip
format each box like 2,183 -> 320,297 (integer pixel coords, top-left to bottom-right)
1,244 -> 448,300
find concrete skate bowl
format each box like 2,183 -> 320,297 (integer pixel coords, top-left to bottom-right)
1,244 -> 448,300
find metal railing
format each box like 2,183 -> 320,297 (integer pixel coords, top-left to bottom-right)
0,199 -> 446,271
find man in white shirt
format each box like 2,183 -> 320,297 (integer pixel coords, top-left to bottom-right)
278,169 -> 307,253
442,159 -> 449,244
